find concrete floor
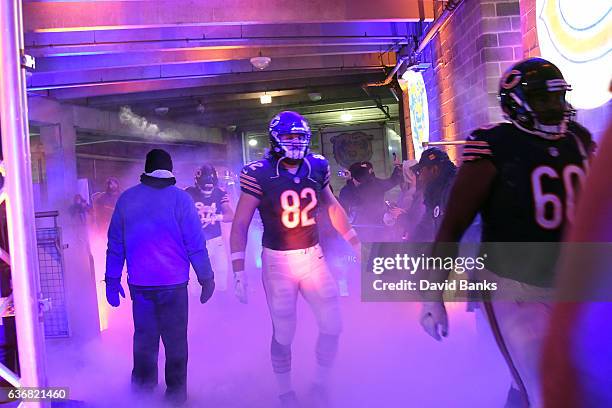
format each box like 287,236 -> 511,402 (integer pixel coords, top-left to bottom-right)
45,270 -> 511,408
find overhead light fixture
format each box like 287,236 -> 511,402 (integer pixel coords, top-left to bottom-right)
248,139 -> 258,147
341,112 -> 353,122
250,55 -> 272,70
260,93 -> 272,104
308,92 -> 322,102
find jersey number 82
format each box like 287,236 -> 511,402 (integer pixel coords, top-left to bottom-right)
280,188 -> 317,229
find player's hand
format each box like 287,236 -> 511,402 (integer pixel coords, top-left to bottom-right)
234,271 -> 248,304
352,242 -> 362,265
420,302 -> 448,341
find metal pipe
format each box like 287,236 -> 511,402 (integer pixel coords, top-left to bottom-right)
417,0 -> 465,55
363,56 -> 410,88
28,66 -> 385,92
0,362 -> 22,388
0,1 -> 49,405
75,138 -> 203,147
423,140 -> 467,147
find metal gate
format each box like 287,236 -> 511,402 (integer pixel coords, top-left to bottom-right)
35,212 -> 69,338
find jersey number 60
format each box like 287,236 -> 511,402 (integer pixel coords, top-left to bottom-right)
280,188 -> 317,229
531,164 -> 586,230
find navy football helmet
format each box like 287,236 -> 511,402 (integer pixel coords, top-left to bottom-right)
499,58 -> 573,139
268,111 -> 312,159
195,164 -> 218,197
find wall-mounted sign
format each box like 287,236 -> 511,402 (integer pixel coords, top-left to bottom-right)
330,132 -> 373,168
402,70 -> 430,160
536,0 -> 611,109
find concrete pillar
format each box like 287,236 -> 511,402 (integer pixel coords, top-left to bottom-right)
224,127 -> 244,170
39,108 -> 100,342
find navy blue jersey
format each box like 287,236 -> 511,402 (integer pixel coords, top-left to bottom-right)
462,121 -> 591,286
239,154 -> 331,250
184,186 -> 229,241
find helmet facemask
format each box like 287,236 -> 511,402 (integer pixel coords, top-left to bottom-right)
268,111 -> 312,160
274,133 -> 310,159
195,166 -> 218,197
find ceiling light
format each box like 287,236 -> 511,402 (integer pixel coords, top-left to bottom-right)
260,93 -> 272,104
341,112 -> 352,122
248,139 -> 258,147
308,92 -> 322,102
250,56 -> 271,70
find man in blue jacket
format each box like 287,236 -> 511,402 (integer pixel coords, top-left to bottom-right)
104,149 -> 215,405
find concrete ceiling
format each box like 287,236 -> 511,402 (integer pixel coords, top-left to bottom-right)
24,0 -> 433,131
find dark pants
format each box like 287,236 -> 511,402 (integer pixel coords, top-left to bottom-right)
130,285 -> 188,398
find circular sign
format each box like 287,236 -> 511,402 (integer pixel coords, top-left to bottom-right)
536,0 -> 612,109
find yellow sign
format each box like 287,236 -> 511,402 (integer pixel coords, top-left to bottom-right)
537,0 -> 612,109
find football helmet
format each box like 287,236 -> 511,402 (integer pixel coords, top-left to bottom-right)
499,58 -> 573,139
195,164 -> 218,197
268,111 -> 311,159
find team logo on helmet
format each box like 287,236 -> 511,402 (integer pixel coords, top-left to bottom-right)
501,70 -> 522,90
499,58 -> 572,139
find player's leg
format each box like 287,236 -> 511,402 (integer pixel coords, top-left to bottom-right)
299,245 -> 342,388
481,271 -> 554,407
262,248 -> 301,401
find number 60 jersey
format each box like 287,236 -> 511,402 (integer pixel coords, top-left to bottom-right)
462,121 -> 591,243
239,154 -> 331,250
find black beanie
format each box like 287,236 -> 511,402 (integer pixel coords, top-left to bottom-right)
145,149 -> 173,173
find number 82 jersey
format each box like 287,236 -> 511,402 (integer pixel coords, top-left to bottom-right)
240,154 -> 331,250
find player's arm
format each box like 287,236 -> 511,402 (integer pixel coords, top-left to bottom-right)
419,158 -> 497,341
219,192 -> 234,222
230,193 -> 258,272
229,192 -> 259,304
320,185 -> 361,256
427,159 -> 497,288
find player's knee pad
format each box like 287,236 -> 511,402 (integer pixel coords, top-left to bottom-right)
271,319 -> 297,346
316,298 -> 343,336
270,336 -> 292,374
267,281 -> 297,319
316,333 -> 339,368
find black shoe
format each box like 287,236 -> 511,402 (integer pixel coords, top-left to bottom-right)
279,390 -> 300,408
504,385 -> 527,408
308,383 -> 331,408
131,381 -> 157,395
165,388 -> 187,406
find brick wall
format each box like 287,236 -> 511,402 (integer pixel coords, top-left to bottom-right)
422,0 -> 522,161
520,0 -> 539,57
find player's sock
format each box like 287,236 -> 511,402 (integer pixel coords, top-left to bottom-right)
314,333 -> 339,385
271,336 -> 293,394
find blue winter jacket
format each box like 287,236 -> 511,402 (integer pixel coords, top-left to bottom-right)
105,182 -> 213,286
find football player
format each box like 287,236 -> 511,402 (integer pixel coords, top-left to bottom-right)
419,58 -> 592,407
185,164 -> 234,290
230,111 -> 360,407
